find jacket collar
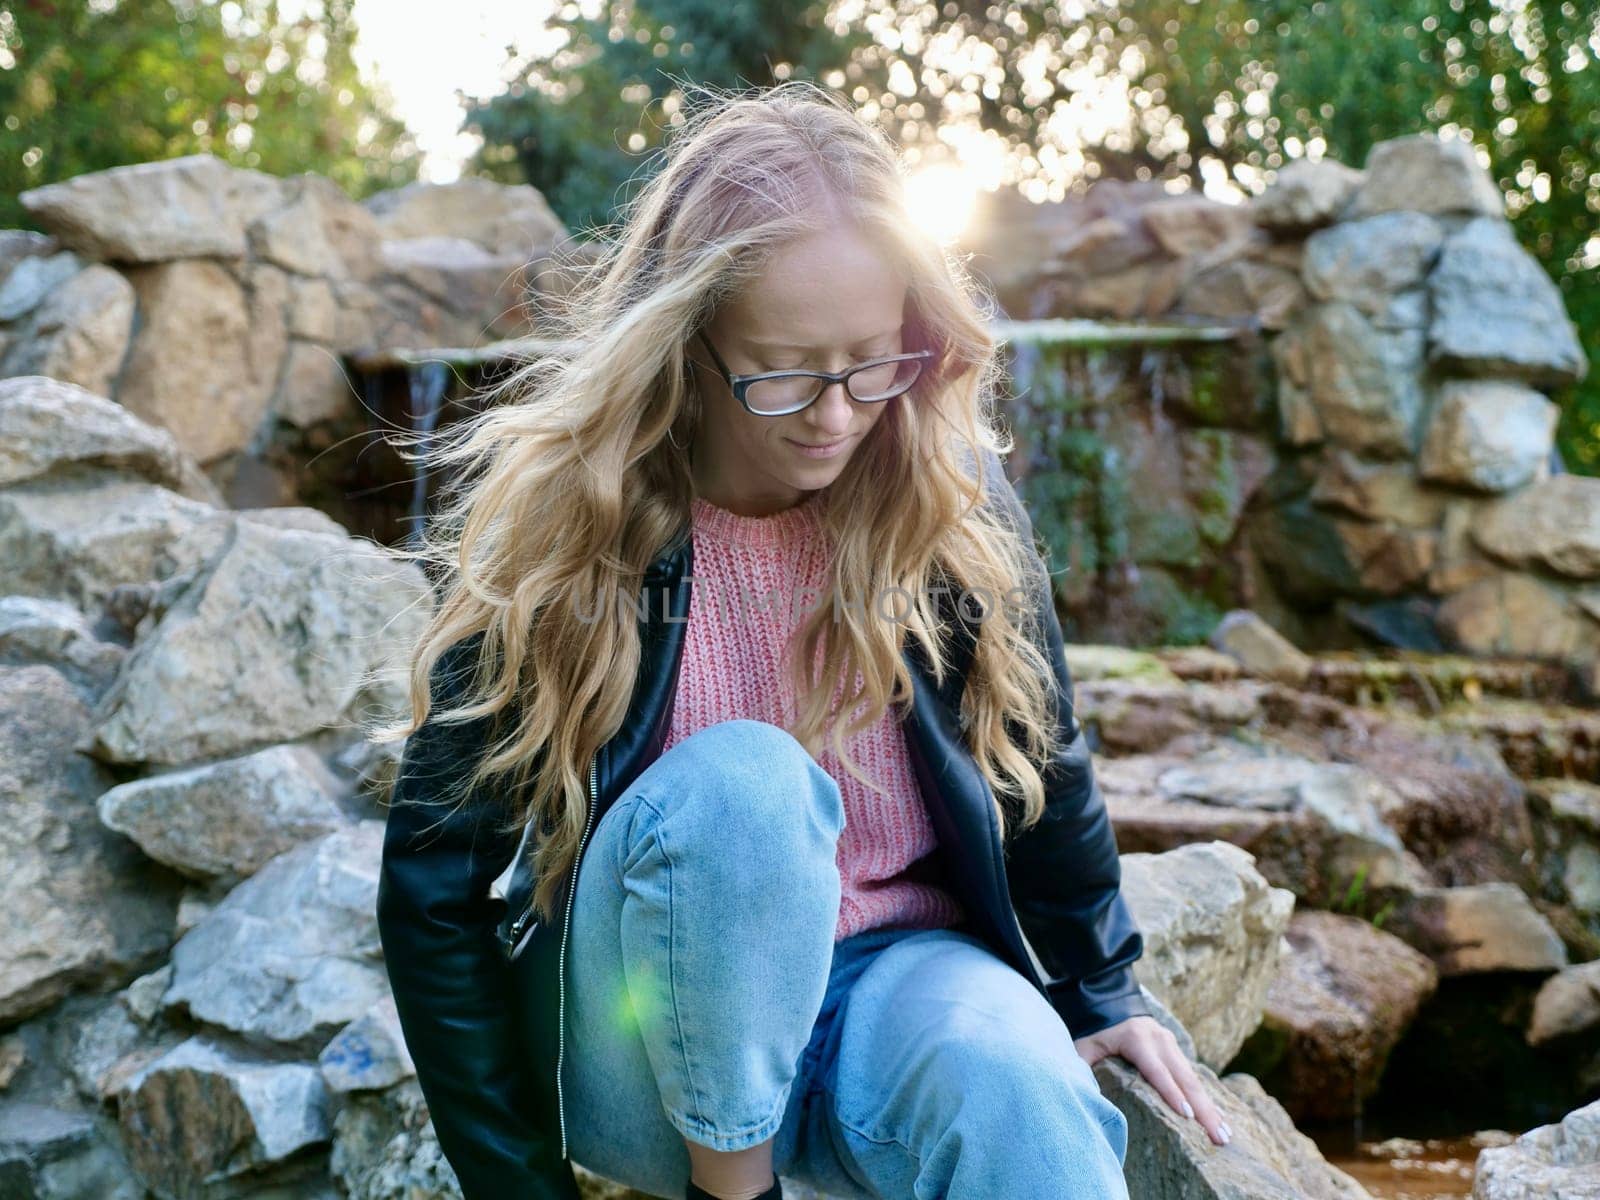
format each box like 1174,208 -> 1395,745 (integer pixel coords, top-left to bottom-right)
644,522 -> 693,584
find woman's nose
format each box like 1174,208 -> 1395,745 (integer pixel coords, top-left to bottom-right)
806,381 -> 855,433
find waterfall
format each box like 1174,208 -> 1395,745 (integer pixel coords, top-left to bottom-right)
404,359 -> 452,549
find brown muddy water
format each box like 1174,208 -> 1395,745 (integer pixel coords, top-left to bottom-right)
1305,1123 -> 1521,1198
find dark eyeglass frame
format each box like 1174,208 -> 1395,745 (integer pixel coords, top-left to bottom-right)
694,330 -> 935,417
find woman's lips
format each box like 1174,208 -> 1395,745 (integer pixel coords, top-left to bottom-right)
787,436 -> 850,459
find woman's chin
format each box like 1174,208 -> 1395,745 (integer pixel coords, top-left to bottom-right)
783,458 -> 849,488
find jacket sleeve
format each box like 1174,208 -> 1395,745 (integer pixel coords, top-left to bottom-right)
977,446 -> 1153,1039
375,634 -> 581,1200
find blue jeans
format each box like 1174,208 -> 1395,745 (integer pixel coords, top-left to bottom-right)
562,719 -> 1131,1199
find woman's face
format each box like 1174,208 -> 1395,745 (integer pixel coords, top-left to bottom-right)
688,225 -> 909,517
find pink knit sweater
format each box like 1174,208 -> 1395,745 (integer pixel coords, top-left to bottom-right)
662,489 -> 967,942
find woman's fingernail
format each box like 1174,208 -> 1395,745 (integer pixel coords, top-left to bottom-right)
1218,1121 -> 1233,1144
1181,1100 -> 1195,1119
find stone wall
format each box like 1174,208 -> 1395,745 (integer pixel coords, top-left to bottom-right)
0,153 -> 570,503
972,133 -> 1595,680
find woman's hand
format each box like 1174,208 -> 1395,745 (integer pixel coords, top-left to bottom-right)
1073,1015 -> 1233,1147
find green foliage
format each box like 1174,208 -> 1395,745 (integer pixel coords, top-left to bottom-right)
1330,863 -> 1399,931
0,0 -> 421,230
462,0 -> 873,234
1333,863 -> 1371,912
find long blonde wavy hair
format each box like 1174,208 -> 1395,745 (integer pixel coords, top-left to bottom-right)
374,79 -> 1067,926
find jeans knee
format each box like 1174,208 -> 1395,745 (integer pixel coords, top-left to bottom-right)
624,720 -> 844,898
661,718 -> 845,845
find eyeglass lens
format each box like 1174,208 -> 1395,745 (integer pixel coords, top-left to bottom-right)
744,357 -> 923,414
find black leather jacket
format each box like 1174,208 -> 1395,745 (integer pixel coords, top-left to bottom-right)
375,448 -> 1151,1199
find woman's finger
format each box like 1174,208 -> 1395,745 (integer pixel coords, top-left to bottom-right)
1119,1033 -> 1189,1123
1160,1039 -> 1232,1146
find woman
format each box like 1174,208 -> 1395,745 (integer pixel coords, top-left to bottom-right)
374,80 -> 1229,1200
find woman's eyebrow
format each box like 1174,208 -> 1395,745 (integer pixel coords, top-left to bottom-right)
744,325 -> 903,352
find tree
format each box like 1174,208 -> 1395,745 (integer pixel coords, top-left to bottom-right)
462,0 -> 873,232
0,0 -> 421,230
465,0 -> 1599,469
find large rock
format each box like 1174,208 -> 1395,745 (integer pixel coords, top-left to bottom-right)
0,374 -> 220,503
0,249 -> 82,321
1176,256 -> 1307,330
245,173 -> 382,281
1526,779 -> 1600,928
1075,677 -> 1265,755
1119,841 -> 1297,1069
1309,447 -> 1449,526
1143,197 -> 1258,258
18,154 -> 286,263
116,258 -> 278,465
1106,744 -> 1433,910
0,594 -> 126,698
1333,517 -> 1439,595
1382,882 -> 1570,975
1471,1095 -> 1600,1199
0,666 -> 180,1025
1436,569 -> 1600,662
325,270 -> 489,354
46,982 -> 185,1103
1276,302 -> 1426,458
1095,1056 -> 1373,1199
0,1101 -> 143,1200
1301,212 -> 1442,327
1347,133 -> 1505,219
1065,644 -> 1184,684
319,995 -> 415,1094
1250,158 -> 1365,231
328,1079 -> 461,1200
275,339 -> 354,429
1307,715 -> 1536,895
377,234 -> 531,321
1430,498 -> 1507,593
0,476 -> 215,611
89,513 -> 430,765
362,176 -> 566,258
0,263 -> 136,396
0,231 -> 65,300
97,744 -> 352,886
1473,476 -> 1600,579
1418,379 -> 1559,493
1428,217 -> 1588,386
1070,259 -> 1185,319
287,274 -> 339,342
1526,960 -> 1600,1046
1230,909 -> 1438,1121
160,822 -> 386,1053
1045,214 -> 1162,277
115,1036 -> 330,1199
1210,610 -> 1313,685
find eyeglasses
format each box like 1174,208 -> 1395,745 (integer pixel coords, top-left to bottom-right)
695,331 -> 934,417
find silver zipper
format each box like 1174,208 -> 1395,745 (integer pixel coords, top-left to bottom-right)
499,820 -> 540,960
556,749 -> 599,1161
506,909 -> 538,960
